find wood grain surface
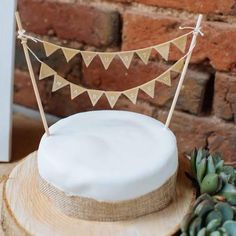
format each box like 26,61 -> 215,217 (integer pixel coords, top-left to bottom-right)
2,152 -> 195,236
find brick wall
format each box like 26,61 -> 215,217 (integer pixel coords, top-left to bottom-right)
15,0 -> 236,163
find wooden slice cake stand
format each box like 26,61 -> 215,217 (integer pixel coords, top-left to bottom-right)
2,152 -> 196,236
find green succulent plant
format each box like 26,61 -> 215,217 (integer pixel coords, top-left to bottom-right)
189,148 -> 236,204
180,193 -> 236,236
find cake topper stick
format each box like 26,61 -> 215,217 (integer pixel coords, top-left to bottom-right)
15,12 -> 50,136
165,14 -> 203,128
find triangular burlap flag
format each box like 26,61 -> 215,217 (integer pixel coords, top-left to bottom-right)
39,63 -> 56,80
136,48 -> 152,64
118,52 -> 134,69
172,35 -> 187,53
52,75 -> 69,92
81,51 -> 97,67
87,90 -> 104,106
98,53 -> 115,70
70,83 -> 86,99
105,91 -> 121,108
43,41 -> 59,57
123,88 -> 139,104
171,58 -> 185,73
61,47 -> 79,62
156,71 -> 171,86
140,80 -> 156,98
154,43 -> 170,61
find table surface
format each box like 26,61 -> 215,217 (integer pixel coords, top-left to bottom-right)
0,161 -> 16,235
0,113 -> 45,234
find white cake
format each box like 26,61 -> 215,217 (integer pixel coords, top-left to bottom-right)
38,110 -> 178,202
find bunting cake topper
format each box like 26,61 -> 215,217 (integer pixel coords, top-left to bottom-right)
38,57 -> 185,107
42,32 -> 190,69
17,28 -> 192,108
19,29 -> 192,69
15,11 -> 203,136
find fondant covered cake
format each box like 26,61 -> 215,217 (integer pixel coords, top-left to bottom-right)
37,110 -> 178,220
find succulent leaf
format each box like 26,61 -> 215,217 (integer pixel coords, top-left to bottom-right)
222,221 -> 236,236
194,199 -> 215,217
215,202 -> 234,222
197,158 -> 207,183
228,173 -> 236,185
219,183 -> 236,206
215,160 -> 224,173
205,210 -> 223,226
200,174 -> 219,195
202,149 -> 209,159
193,194 -> 212,210
181,213 -> 196,232
182,148 -> 236,236
209,231 -> 221,236
189,217 -> 202,236
218,227 -> 228,235
231,206 -> 236,215
222,166 -> 235,176
196,148 -> 204,168
206,219 -> 221,232
212,153 -> 223,166
197,228 -> 206,236
220,172 -> 230,184
216,178 -> 223,193
207,155 -> 216,174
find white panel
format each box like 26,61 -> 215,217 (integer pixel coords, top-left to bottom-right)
0,0 -> 17,161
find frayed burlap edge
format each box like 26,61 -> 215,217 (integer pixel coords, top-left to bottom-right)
38,171 -> 177,222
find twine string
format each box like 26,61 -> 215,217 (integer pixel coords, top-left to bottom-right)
17,29 -> 40,43
179,26 -> 204,36
26,45 -> 44,64
178,24 -> 204,59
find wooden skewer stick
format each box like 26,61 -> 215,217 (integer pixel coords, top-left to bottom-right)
15,12 -> 50,136
165,14 -> 203,128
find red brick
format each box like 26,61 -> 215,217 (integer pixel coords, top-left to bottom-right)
15,29 -> 210,115
18,0 -> 120,47
81,57 -> 210,114
115,0 -> 236,15
156,110 -> 236,164
213,72 -> 236,122
115,98 -> 155,116
14,69 -> 47,109
14,70 -> 236,164
122,12 -> 236,72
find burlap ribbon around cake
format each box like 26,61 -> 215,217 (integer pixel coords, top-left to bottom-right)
38,171 -> 177,222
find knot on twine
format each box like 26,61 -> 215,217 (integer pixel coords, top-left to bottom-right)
179,26 -> 204,36
17,30 -> 38,43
